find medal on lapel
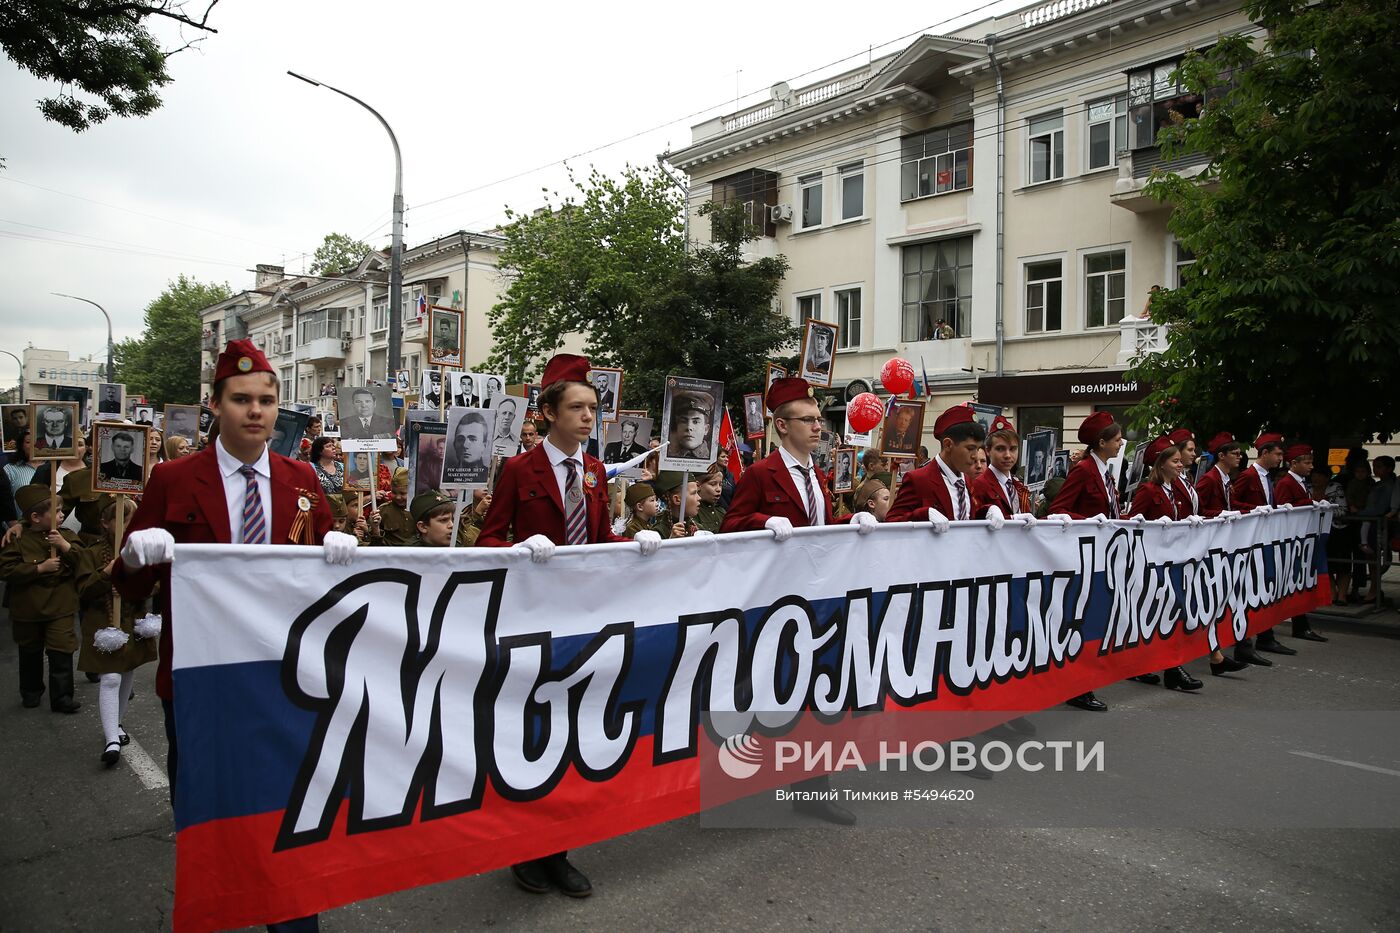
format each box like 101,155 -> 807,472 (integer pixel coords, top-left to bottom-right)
583,470 -> 598,491
289,487 -> 320,544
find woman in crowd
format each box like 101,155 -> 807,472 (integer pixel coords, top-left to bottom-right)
311,436 -> 343,496
163,436 -> 192,460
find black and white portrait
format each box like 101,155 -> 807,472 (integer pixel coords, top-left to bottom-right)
338,384 -> 397,452
442,406 -> 494,488
448,372 -> 475,409
395,370 -> 412,394
798,319 -> 839,387
764,363 -> 787,398
1121,441 -> 1149,497
198,406 -> 216,436
604,416 -> 652,463
588,367 -> 623,423
743,392 -> 765,440
97,383 -> 125,418
164,404 -> 201,444
1022,429 -> 1056,491
477,373 -> 505,410
2,404 -> 29,452
93,422 -> 149,494
270,408 -> 311,458
133,406 -> 154,426
427,306 -> 463,368
968,403 -> 1003,437
30,402 -> 80,459
525,383 -> 542,414
833,447 -> 856,493
418,370 -> 442,410
660,375 -> 724,472
406,418 -> 447,499
489,395 -> 523,458
1051,449 -> 1070,480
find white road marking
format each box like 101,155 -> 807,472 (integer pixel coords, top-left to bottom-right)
1289,750 -> 1400,778
123,736 -> 170,790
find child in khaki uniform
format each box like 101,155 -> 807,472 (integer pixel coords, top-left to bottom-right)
0,484 -> 85,712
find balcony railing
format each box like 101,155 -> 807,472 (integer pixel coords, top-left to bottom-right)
1117,315 -> 1170,365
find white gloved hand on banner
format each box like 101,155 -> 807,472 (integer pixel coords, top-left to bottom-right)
1277,502 -> 1294,511
692,529 -> 715,538
1089,514 -> 1109,526
1046,513 -> 1074,531
634,529 -> 662,556
850,511 -> 880,534
926,508 -> 950,534
1219,509 -> 1243,523
1012,512 -> 1037,527
1186,514 -> 1205,527
120,528 -> 175,569
322,531 -> 358,565
1129,513 -> 1147,524
765,516 -> 794,542
1154,515 -> 1173,524
984,505 -> 1006,531
515,534 -> 557,563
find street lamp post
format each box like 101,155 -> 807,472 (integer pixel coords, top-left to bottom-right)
288,71 -> 403,384
52,293 -> 114,381
0,349 -> 22,402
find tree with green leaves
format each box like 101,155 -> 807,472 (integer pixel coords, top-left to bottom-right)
487,166 -> 794,415
1127,0 -> 1400,444
115,274 -> 229,406
0,0 -> 220,132
309,232 -> 373,277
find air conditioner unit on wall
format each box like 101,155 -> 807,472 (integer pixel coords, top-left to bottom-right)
770,204 -> 794,223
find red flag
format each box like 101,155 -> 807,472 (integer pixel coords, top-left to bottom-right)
719,407 -> 744,479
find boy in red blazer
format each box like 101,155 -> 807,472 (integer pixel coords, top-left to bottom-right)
1168,428 -> 1200,515
970,413 -> 1032,519
1229,432 -> 1299,659
113,339 -> 345,933
1273,444 -> 1327,643
884,403 -> 985,526
1195,432 -> 1242,518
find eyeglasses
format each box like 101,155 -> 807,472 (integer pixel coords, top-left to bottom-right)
780,416 -> 823,426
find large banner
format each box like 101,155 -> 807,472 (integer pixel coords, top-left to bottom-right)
170,507 -> 1331,931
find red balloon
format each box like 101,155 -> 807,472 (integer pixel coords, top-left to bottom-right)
847,392 -> 885,433
880,357 -> 915,396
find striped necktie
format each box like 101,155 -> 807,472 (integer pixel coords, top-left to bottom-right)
238,464 -> 267,545
1005,477 -> 1017,511
1104,469 -> 1119,518
562,459 -> 588,545
796,465 -> 820,526
1223,476 -> 1231,509
954,477 -> 968,520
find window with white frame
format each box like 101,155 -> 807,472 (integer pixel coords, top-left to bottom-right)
1173,242 -> 1196,287
900,123 -> 973,201
1128,57 -> 1208,149
1028,112 -> 1065,184
797,293 -> 821,325
901,237 -> 973,341
1025,260 -> 1063,333
1085,251 -> 1127,327
372,302 -> 388,332
280,366 -> 293,388
838,163 -> 864,221
1086,96 -> 1127,170
408,353 -> 420,388
834,287 -> 861,349
799,173 -> 823,229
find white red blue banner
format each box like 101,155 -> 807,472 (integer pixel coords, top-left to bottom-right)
169,506 -> 1331,930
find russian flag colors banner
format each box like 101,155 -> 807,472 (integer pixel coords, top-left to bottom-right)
169,506 -> 1331,931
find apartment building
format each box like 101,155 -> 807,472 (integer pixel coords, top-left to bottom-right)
199,232 -> 504,420
665,0 -> 1254,447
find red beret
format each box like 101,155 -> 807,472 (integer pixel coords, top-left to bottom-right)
1145,434 -> 1175,464
1285,443 -> 1313,462
1168,428 -> 1193,446
1077,411 -> 1115,447
766,377 -> 815,413
1206,431 -> 1235,454
988,413 -> 1016,436
1254,431 -> 1285,450
214,338 -> 274,383
541,353 -> 591,389
933,403 -> 975,439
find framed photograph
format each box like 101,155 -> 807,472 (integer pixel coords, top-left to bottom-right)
764,363 -> 788,400
92,422 -> 149,495
488,394 -> 524,458
343,451 -> 377,492
53,386 -> 90,428
832,447 -> 856,493
133,406 -> 154,426
880,399 -> 925,458
524,383 -> 542,417
816,430 -> 834,473
427,306 -> 464,368
164,404 -> 201,445
604,415 -> 654,475
28,401 -> 80,460
1051,448 -> 1071,482
475,373 -> 506,410
337,384 -> 397,452
798,319 -> 839,387
742,392 -> 766,440
1022,429 -> 1057,492
320,406 -> 338,436
1193,455 -> 1213,485
406,418 -> 447,498
660,374 -> 724,472
269,408 -> 311,459
844,408 -> 874,448
448,372 -> 476,409
441,407 -> 494,489
394,369 -> 412,394
198,405 -> 216,436
968,402 -> 1004,436
96,383 -> 125,419
1121,441 -> 1149,498
587,367 -> 623,423
418,370 -> 443,410
2,404 -> 29,452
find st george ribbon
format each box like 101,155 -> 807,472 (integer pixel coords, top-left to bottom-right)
169,506 -> 1330,931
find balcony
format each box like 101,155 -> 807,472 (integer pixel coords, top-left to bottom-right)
1116,315 -> 1170,364
1111,146 -> 1212,212
301,335 -> 349,364
200,331 -> 219,351
200,365 -> 216,383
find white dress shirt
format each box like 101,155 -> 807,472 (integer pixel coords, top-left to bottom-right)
216,437 -> 272,544
1090,452 -> 1118,516
936,455 -> 969,520
778,446 -> 824,526
542,436 -> 586,517
1216,465 -> 1233,509
1252,461 -> 1274,505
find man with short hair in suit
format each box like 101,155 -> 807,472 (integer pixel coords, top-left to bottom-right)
604,419 -> 647,462
99,431 -> 142,482
1231,431 -> 1298,660
1273,443 -> 1328,644
344,387 -> 396,439
35,406 -> 74,453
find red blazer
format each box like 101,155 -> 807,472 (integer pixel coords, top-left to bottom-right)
112,445 -> 333,700
1273,471 -> 1313,507
1195,466 -> 1231,518
476,442 -> 625,546
1171,477 -> 1199,516
970,468 -> 1031,519
1126,481 -> 1184,521
1047,456 -> 1119,519
1231,465 -> 1272,512
720,450 -> 835,532
885,458 -> 968,523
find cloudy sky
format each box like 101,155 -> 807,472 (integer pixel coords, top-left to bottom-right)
0,0 -> 1021,378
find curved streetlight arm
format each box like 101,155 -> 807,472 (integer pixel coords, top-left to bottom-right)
53,292 -> 114,381
0,349 -> 22,403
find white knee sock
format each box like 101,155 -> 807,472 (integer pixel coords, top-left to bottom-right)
99,674 -> 122,746
116,670 -> 134,729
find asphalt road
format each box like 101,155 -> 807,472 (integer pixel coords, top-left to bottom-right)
2,595 -> 1398,932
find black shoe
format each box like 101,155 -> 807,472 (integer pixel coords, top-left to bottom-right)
1164,666 -> 1203,691
1003,716 -> 1037,736
118,726 -> 130,746
1211,656 -> 1249,675
1065,692 -> 1108,712
541,853 -> 592,898
509,859 -> 552,895
792,798 -> 857,825
1234,643 -> 1273,666
1293,629 -> 1328,642
20,693 -> 42,709
1129,673 -> 1162,685
102,741 -> 121,767
1255,638 -> 1298,655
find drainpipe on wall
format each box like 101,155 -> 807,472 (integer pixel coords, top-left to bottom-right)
987,34 -> 1007,377
458,232 -> 473,361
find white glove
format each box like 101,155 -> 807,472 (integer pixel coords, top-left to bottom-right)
850,511 -> 880,534
1012,512 -> 1037,527
1186,514 -> 1205,527
634,529 -> 662,556
692,529 -> 715,538
1089,514 -> 1108,526
985,505 -> 1006,531
322,531 -> 358,565
1278,502 -> 1294,511
120,528 -> 175,569
765,516 -> 794,542
1129,513 -> 1146,524
1154,515 -> 1173,524
927,508 -> 950,534
514,533 -> 557,563
1046,513 -> 1073,530
1220,509 -> 1242,523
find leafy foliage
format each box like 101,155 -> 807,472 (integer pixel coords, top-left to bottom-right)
116,274 -> 229,406
309,232 -> 373,277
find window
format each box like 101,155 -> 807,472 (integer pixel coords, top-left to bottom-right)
1028,112 -> 1065,183
283,328 -> 292,353
298,308 -> 344,346
838,163 -> 864,220
1025,260 -> 1063,333
1173,242 -> 1196,287
408,353 -> 420,388
900,123 -> 973,201
1085,251 -> 1126,327
799,173 -> 823,229
835,288 -> 861,349
711,168 -> 779,237
1017,406 -> 1063,442
372,302 -> 389,332
901,236 -> 973,341
797,293 -> 821,325
280,366 -> 293,388
1087,95 -> 1127,170
1127,57 -> 1204,149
